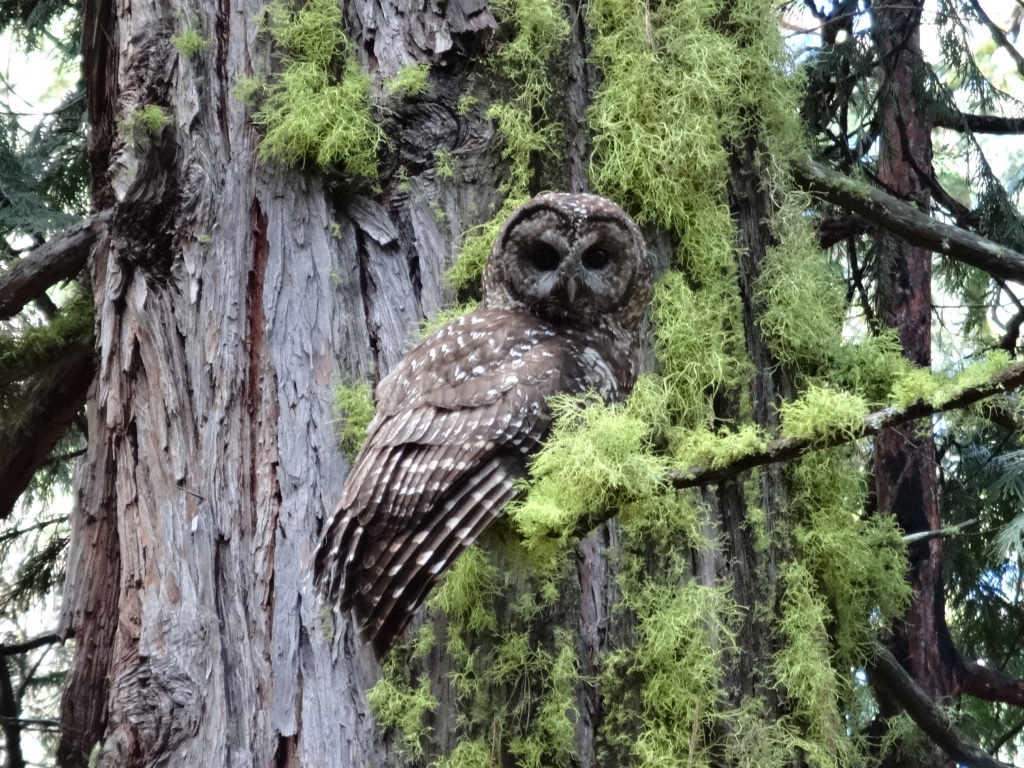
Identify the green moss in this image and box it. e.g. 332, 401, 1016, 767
789, 450, 910, 661
756, 212, 846, 367
253, 0, 384, 176
366, 657, 438, 760
333, 381, 375, 461
173, 29, 211, 57
672, 424, 767, 470
508, 394, 671, 556
434, 150, 454, 179
456, 94, 478, 116
604, 580, 740, 767
386, 63, 430, 96
780, 385, 868, 443
124, 105, 170, 137
889, 351, 1012, 410
432, 739, 492, 768
419, 301, 478, 338
233, 75, 266, 105
427, 546, 499, 637
829, 330, 913, 406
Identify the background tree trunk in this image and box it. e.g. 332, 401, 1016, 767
55, 0, 508, 764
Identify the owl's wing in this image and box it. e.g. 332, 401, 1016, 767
314, 310, 601, 657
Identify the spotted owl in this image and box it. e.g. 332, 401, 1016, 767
314, 192, 653, 657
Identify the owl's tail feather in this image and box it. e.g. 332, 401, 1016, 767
356, 459, 519, 657
313, 503, 363, 612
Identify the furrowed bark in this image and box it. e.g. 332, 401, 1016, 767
59, 0, 504, 764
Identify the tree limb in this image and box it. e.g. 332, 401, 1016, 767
0, 210, 111, 321
668, 361, 1024, 490
0, 345, 94, 520
968, 0, 1024, 79
792, 158, 1024, 283
934, 111, 1024, 135
0, 633, 62, 657
868, 644, 1013, 768
901, 518, 978, 545
962, 659, 1024, 708
569, 362, 1024, 538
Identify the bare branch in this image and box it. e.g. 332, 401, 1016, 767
0, 346, 94, 520
868, 644, 1013, 768
934, 111, 1024, 135
0, 633, 62, 657
0, 210, 111, 321
792, 158, 1024, 283
901, 518, 979, 545
962, 659, 1024, 708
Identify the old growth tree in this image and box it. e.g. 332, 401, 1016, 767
1, 0, 1024, 765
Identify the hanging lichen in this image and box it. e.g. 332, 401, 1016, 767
252, 0, 384, 176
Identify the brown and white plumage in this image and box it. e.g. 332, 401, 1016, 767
314, 193, 652, 657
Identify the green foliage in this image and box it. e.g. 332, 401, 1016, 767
366, 656, 438, 760
253, 0, 383, 176
172, 29, 210, 58
233, 75, 267, 105
434, 150, 454, 179
333, 381, 375, 461
385, 63, 430, 96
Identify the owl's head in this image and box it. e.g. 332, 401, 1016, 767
482, 193, 652, 331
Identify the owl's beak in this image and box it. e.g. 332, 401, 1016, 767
563, 274, 579, 304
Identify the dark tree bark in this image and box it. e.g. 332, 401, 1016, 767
871, 1, 958, 764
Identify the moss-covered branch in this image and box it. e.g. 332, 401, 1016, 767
674, 360, 1024, 486
868, 644, 1014, 768
571, 360, 1024, 538
0, 210, 111, 321
792, 158, 1024, 282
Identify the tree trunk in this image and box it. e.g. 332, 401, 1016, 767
56, 0, 506, 764
871, 1, 958, 764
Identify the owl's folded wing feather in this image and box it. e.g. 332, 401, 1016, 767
314, 310, 600, 656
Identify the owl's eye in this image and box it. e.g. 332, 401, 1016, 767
529, 244, 561, 272
581, 247, 610, 270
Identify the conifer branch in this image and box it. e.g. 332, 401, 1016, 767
868, 644, 1013, 768
0, 210, 111, 321
0, 633, 62, 657
968, 0, 1024, 79
792, 158, 1024, 283
666, 361, 1024, 490
571, 362, 1024, 538
934, 111, 1024, 135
